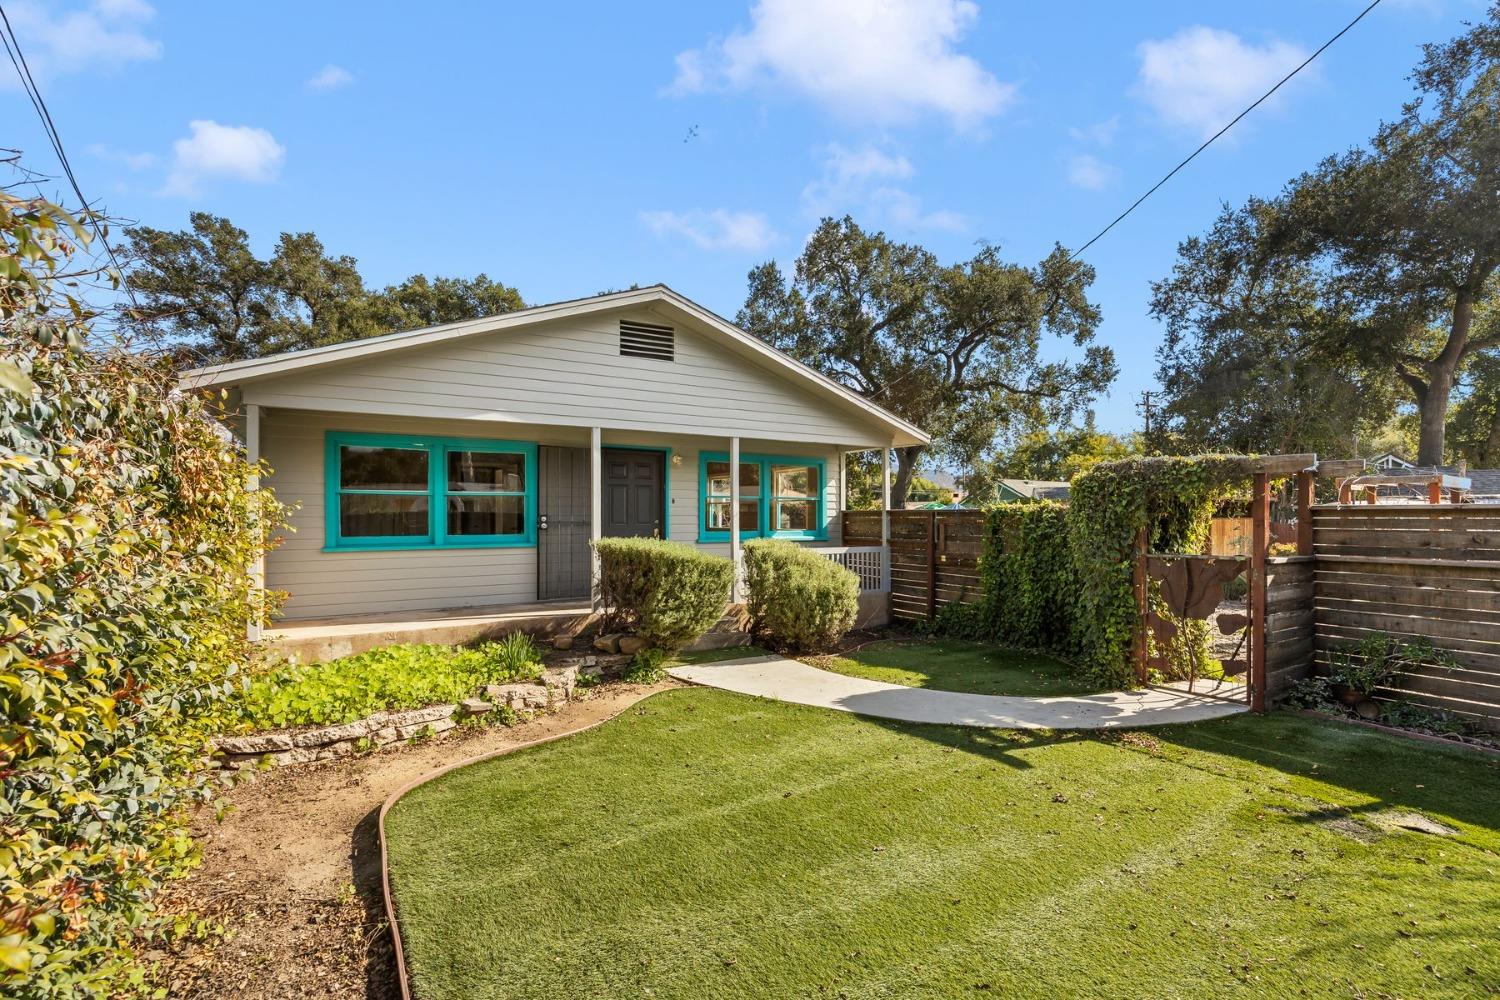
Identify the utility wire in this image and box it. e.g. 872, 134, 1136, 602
1070, 0, 1384, 260
0, 2, 140, 313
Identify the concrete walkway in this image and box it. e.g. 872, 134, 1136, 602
668, 655, 1248, 730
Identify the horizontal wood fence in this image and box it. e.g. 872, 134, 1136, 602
1263, 557, 1315, 701
842, 510, 985, 622
1311, 504, 1500, 730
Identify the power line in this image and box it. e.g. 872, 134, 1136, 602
1070, 0, 1384, 260
0, 2, 139, 313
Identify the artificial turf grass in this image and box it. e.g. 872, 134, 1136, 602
384, 689, 1500, 1000
808, 638, 1104, 697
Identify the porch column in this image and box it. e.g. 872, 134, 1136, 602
880, 444, 892, 546
590, 426, 602, 610
245, 403, 264, 643
730, 435, 742, 603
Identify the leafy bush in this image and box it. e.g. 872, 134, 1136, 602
1, 192, 284, 995
595, 537, 733, 651
235, 640, 542, 729
623, 647, 669, 684
743, 539, 859, 652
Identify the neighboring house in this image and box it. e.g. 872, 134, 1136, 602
997, 478, 1071, 502
1370, 451, 1416, 471
1373, 464, 1500, 504
182, 286, 927, 624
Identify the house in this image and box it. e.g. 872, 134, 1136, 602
997, 478, 1071, 502
182, 286, 927, 642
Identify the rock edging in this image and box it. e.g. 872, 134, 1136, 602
216, 664, 587, 768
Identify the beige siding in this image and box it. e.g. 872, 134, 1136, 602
262, 409, 844, 620
242, 307, 885, 446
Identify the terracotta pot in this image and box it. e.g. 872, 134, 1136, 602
1332, 684, 1365, 707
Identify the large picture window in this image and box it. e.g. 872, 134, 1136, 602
699, 452, 825, 541
325, 432, 536, 550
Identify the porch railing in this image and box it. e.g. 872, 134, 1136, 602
814, 545, 890, 592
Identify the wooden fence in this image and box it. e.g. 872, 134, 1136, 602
1311, 504, 1500, 730
1209, 518, 1297, 556
1263, 557, 1315, 701
842, 509, 985, 622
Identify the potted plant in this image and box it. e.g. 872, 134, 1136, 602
1326, 634, 1451, 708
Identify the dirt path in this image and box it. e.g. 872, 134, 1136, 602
154, 682, 671, 999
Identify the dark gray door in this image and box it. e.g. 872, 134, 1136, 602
603, 449, 664, 538
538, 446, 591, 601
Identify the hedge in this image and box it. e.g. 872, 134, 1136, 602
743, 539, 859, 652
2, 194, 283, 995
595, 537, 733, 651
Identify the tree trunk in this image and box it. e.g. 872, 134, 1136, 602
1416, 369, 1453, 466
1415, 287, 1476, 466
890, 445, 925, 510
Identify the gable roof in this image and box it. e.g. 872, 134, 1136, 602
180, 284, 929, 447
998, 478, 1071, 501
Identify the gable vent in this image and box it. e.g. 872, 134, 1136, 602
619, 319, 675, 361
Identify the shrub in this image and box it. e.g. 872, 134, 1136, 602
235, 640, 542, 730
1327, 633, 1455, 697
595, 538, 733, 651
1, 192, 284, 995
623, 647, 669, 684
743, 540, 859, 652
982, 501, 1078, 655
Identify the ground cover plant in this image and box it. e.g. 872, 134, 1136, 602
807, 639, 1104, 698
385, 690, 1500, 1000
235, 638, 541, 730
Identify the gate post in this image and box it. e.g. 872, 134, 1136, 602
926, 511, 937, 620
1249, 472, 1269, 713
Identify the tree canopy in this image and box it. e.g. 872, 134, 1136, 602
738, 217, 1116, 506
121, 212, 523, 363
1152, 9, 1500, 464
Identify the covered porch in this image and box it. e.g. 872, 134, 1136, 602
244, 403, 899, 651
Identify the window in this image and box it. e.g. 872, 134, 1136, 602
699, 452, 825, 540
326, 433, 536, 550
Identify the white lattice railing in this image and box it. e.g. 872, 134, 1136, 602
814, 545, 890, 592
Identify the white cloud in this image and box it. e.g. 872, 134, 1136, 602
2, 0, 160, 82
306, 64, 354, 91
1135, 27, 1310, 138
801, 143, 966, 232
668, 0, 1014, 131
162, 121, 286, 198
1068, 115, 1120, 147
87, 143, 157, 171
639, 209, 777, 252
1066, 154, 1116, 191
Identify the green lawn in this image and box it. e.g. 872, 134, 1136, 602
809, 638, 1102, 697
385, 689, 1500, 999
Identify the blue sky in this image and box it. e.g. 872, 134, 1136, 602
1, 0, 1483, 432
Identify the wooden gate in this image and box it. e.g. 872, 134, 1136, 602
843, 510, 985, 622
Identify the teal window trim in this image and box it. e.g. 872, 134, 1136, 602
698, 451, 826, 542
602, 445, 672, 539
324, 431, 538, 551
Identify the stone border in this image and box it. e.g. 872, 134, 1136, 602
376, 689, 672, 1000
215, 663, 599, 767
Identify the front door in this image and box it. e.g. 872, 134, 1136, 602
537, 446, 591, 600
603, 449, 665, 538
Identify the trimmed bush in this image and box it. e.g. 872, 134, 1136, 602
595, 538, 733, 651
743, 540, 859, 652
